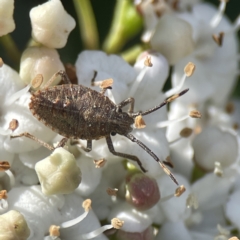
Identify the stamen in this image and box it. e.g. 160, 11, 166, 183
169, 127, 193, 145
165, 62, 195, 97
0, 161, 15, 187
49, 225, 60, 238
5, 84, 31, 106
93, 159, 106, 168
134, 115, 146, 129
31, 74, 43, 90
106, 187, 118, 196
81, 218, 124, 239
174, 185, 186, 197
212, 32, 224, 46
189, 110, 201, 118
0, 161, 10, 171
180, 127, 193, 138
210, 0, 228, 28
60, 199, 91, 228
128, 66, 148, 97
144, 56, 153, 67
8, 119, 19, 131
5, 170, 15, 188
0, 190, 8, 212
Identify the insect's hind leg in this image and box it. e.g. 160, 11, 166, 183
11, 132, 69, 151
106, 135, 147, 172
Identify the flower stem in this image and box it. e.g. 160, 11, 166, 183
120, 44, 144, 64
73, 0, 99, 49
103, 0, 143, 54
0, 34, 21, 70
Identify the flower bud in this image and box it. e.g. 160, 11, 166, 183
20, 46, 64, 86
30, 0, 76, 48
151, 14, 194, 65
0, 210, 30, 240
125, 172, 160, 210
35, 147, 81, 195
0, 0, 15, 36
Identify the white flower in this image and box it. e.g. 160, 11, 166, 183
0, 0, 15, 36
20, 47, 65, 86
151, 14, 194, 65
172, 2, 239, 106
192, 126, 239, 171
30, 0, 76, 48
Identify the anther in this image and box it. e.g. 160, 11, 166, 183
184, 62, 195, 77
93, 159, 106, 168
144, 56, 153, 67
174, 185, 186, 197
134, 115, 146, 129
189, 110, 201, 118
212, 32, 224, 46
8, 119, 19, 131
31, 74, 43, 89
81, 217, 124, 239
49, 225, 60, 237
0, 161, 10, 171
106, 188, 118, 196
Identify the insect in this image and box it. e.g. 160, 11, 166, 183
11, 70, 188, 185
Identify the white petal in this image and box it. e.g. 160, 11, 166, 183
0, 0, 15, 36
155, 221, 192, 240
30, 0, 76, 48
108, 202, 152, 233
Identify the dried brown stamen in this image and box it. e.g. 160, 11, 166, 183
0, 161, 10, 171
8, 119, 19, 131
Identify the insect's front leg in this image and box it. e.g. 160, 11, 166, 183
105, 135, 147, 172
116, 97, 135, 114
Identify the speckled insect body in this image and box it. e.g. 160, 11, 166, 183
12, 70, 188, 185
30, 84, 134, 140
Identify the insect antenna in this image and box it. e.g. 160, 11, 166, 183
126, 133, 179, 186
131, 88, 189, 118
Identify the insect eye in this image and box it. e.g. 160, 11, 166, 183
111, 132, 116, 136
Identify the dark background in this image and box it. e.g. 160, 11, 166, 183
1, 0, 239, 93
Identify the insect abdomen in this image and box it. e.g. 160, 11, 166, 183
29, 84, 117, 139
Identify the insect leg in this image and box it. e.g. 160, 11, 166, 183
55, 138, 69, 148
91, 71, 113, 95
131, 89, 189, 118
11, 132, 54, 150
42, 70, 71, 89
70, 139, 92, 152
125, 133, 179, 185
105, 135, 147, 172
116, 97, 135, 113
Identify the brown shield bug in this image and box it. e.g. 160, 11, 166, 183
11, 70, 188, 185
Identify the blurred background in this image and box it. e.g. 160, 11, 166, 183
0, 0, 239, 94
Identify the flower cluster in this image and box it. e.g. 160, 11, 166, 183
0, 0, 239, 239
